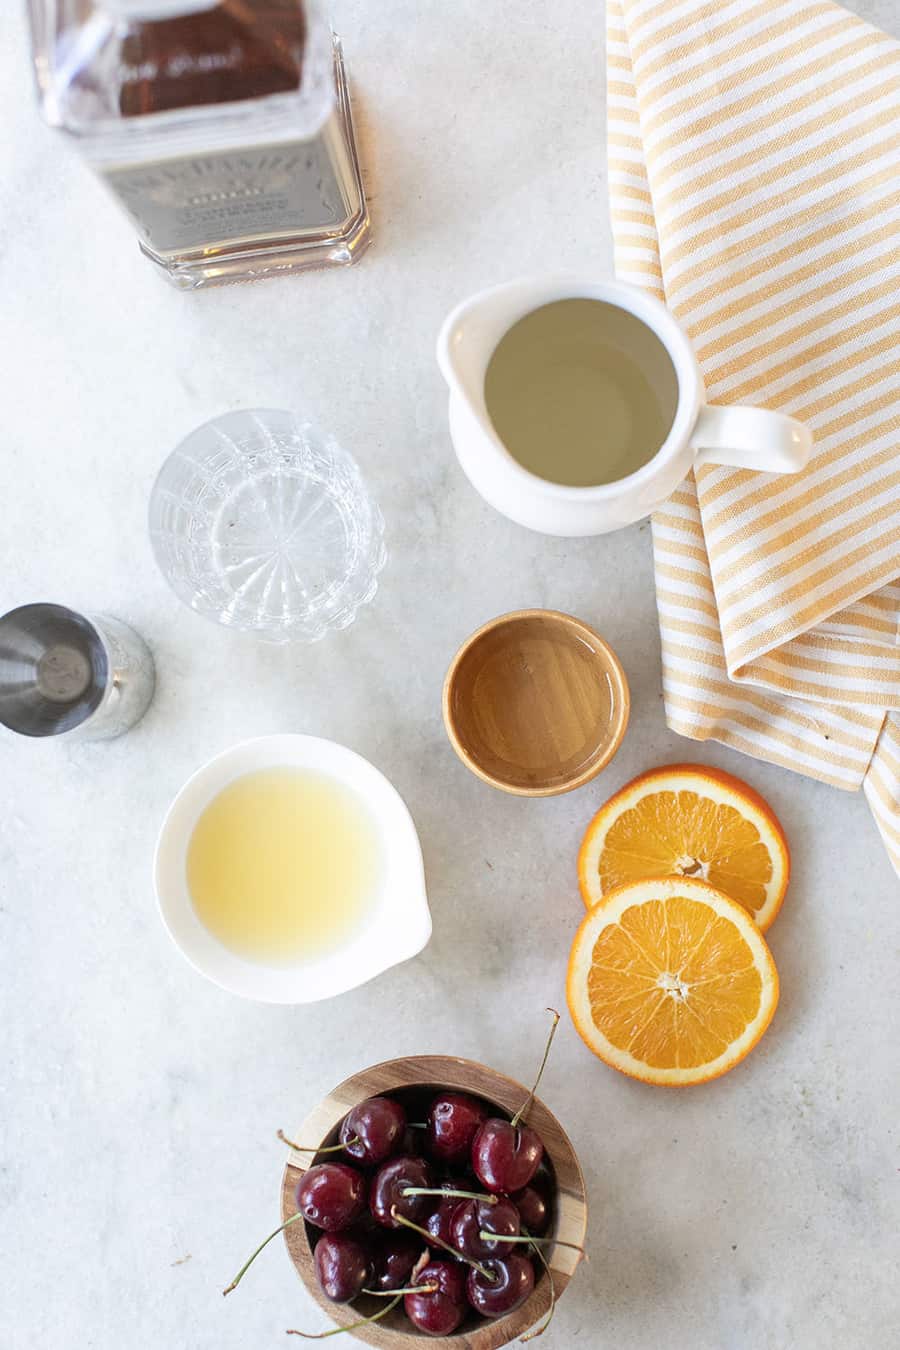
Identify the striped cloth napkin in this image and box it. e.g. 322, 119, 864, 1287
606, 0, 900, 878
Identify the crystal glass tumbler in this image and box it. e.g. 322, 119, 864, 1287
148, 410, 386, 643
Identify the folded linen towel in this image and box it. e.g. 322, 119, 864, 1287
606, 0, 900, 876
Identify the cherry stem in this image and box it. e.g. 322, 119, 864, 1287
401, 1187, 497, 1205
361, 1284, 439, 1297
406, 1122, 427, 1129
479, 1232, 587, 1258
519, 1239, 556, 1342
277, 1129, 360, 1155
223, 1210, 305, 1295
286, 1294, 403, 1339
390, 1208, 498, 1283
511, 1008, 560, 1129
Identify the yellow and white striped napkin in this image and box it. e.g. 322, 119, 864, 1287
606, 0, 900, 877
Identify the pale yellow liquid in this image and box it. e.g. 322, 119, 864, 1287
186, 768, 382, 965
484, 298, 680, 487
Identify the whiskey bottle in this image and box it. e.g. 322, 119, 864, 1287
28, 1, 369, 288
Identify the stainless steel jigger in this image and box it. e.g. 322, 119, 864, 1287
0, 604, 155, 740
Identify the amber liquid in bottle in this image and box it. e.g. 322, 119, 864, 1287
116, 2, 308, 115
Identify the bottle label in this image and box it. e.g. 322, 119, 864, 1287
101, 128, 348, 254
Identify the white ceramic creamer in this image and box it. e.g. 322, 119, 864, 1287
437, 275, 811, 537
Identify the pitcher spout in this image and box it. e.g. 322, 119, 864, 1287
437, 276, 568, 413
436, 294, 492, 409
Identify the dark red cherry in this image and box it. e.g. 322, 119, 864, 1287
450, 1196, 520, 1260
369, 1231, 424, 1292
466, 1254, 535, 1317
470, 1009, 559, 1196
425, 1199, 458, 1248
370, 1155, 434, 1228
513, 1182, 551, 1236
340, 1096, 407, 1166
421, 1176, 469, 1247
471, 1119, 543, 1194
313, 1233, 370, 1303
295, 1163, 367, 1232
404, 1260, 467, 1336
426, 1092, 489, 1165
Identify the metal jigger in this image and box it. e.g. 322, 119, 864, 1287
0, 604, 155, 741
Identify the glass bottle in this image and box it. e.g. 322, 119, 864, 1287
27, 1, 369, 288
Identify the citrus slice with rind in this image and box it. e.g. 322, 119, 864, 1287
567, 876, 779, 1086
578, 764, 789, 932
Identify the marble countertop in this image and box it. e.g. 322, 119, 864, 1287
1, 3, 898, 1347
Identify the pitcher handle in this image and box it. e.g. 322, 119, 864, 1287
693, 404, 811, 474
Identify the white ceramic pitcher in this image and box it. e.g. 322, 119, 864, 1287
437, 275, 812, 537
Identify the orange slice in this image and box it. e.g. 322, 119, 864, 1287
567, 876, 779, 1086
578, 764, 789, 932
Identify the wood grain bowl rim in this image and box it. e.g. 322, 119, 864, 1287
280, 1055, 588, 1348
441, 608, 630, 797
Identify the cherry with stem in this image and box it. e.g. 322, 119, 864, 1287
467, 1254, 535, 1317
390, 1207, 498, 1284
472, 1010, 560, 1195
295, 1164, 367, 1232
224, 1162, 375, 1296
454, 1195, 521, 1260
405, 1261, 467, 1336
370, 1156, 433, 1227
340, 1097, 407, 1165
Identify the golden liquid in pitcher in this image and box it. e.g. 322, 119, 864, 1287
187, 768, 382, 965
484, 298, 679, 487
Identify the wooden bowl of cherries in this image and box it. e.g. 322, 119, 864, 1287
224, 1015, 586, 1345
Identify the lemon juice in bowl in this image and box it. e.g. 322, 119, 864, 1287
154, 734, 431, 1003
186, 767, 383, 965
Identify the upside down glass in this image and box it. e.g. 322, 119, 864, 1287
148, 409, 386, 643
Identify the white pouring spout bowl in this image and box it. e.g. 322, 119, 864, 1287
154, 734, 431, 1004
437, 274, 811, 537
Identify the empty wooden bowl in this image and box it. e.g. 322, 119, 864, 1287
443, 609, 629, 796
280, 1055, 587, 1347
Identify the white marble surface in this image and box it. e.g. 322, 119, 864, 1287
1, 3, 898, 1348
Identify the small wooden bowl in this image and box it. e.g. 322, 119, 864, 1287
281, 1055, 587, 1347
443, 609, 629, 796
